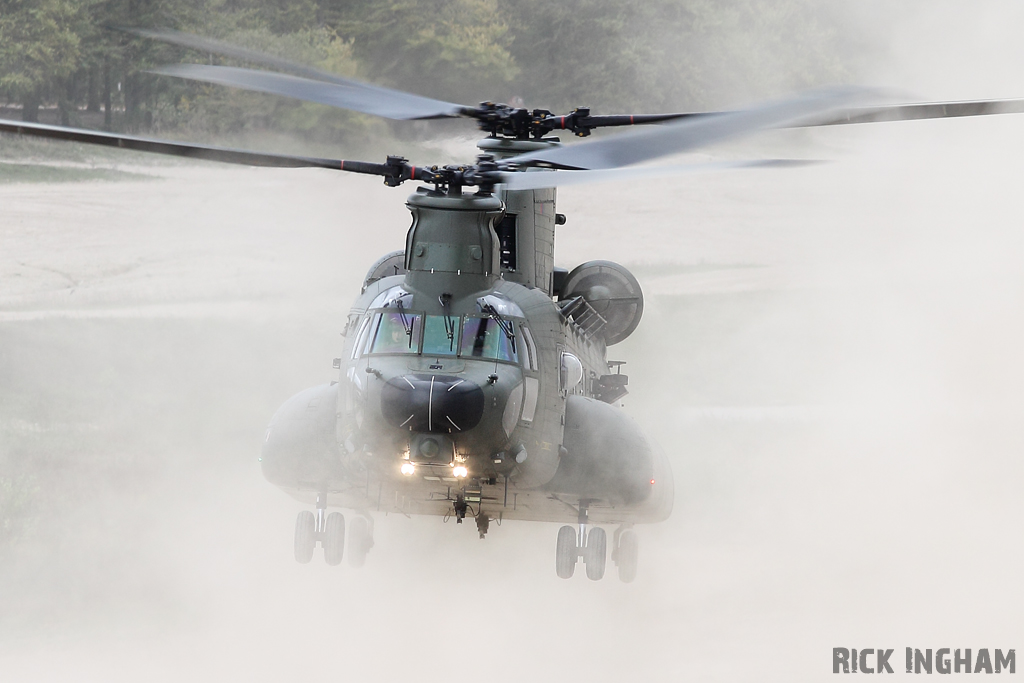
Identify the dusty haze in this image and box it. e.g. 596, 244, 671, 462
3, 3, 1024, 681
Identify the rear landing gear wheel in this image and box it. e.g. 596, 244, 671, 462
584, 527, 607, 581
556, 525, 577, 579
616, 529, 639, 583
347, 515, 373, 568
294, 510, 316, 564
323, 512, 346, 566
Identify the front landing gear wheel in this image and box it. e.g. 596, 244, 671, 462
616, 529, 639, 583
294, 510, 316, 564
323, 512, 346, 566
584, 527, 607, 581
347, 515, 373, 568
556, 525, 577, 579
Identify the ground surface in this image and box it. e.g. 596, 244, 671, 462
2, 117, 1024, 681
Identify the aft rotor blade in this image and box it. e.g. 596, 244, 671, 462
503, 88, 866, 171
571, 98, 1024, 134
133, 27, 470, 121
496, 159, 818, 190
128, 27, 361, 87
812, 98, 1024, 126
149, 63, 464, 120
0, 119, 398, 177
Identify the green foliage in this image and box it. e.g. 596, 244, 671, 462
502, 0, 848, 113
331, 0, 519, 105
677, 0, 849, 105
0, 0, 89, 103
149, 26, 385, 148
0, 0, 854, 149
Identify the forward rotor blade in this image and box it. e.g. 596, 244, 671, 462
148, 63, 464, 121
0, 119, 396, 177
503, 88, 866, 171
497, 159, 817, 190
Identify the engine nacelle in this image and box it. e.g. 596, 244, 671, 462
558, 260, 643, 345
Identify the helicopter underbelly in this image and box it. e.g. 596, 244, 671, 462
270, 480, 670, 526
262, 383, 672, 525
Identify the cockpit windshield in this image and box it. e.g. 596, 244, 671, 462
460, 317, 518, 362
369, 311, 421, 354
363, 309, 519, 364
422, 315, 459, 356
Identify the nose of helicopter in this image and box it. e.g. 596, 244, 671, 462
380, 374, 485, 433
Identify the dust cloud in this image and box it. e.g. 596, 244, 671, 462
4, 4, 1024, 681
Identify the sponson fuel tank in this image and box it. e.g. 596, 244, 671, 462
545, 395, 673, 521
261, 384, 342, 490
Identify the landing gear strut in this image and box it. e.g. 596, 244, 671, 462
554, 503, 607, 580
292, 495, 373, 567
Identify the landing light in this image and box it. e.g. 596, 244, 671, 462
401, 462, 416, 476
452, 465, 468, 478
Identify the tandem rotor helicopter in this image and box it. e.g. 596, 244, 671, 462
4, 28, 1024, 582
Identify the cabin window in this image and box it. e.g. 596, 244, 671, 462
560, 352, 584, 391
369, 311, 421, 354
422, 315, 459, 356
460, 316, 518, 362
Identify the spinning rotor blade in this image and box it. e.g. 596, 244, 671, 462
552, 97, 1024, 136
0, 119, 404, 178
126, 29, 1024, 137
567, 98, 1024, 136
813, 97, 1024, 126
496, 159, 817, 191
503, 88, 866, 171
131, 28, 710, 133
149, 64, 464, 120
134, 27, 468, 120
129, 27, 361, 87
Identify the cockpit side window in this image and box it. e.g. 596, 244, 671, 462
351, 315, 372, 359
520, 325, 538, 371
460, 317, 518, 363
369, 311, 422, 354
422, 315, 460, 356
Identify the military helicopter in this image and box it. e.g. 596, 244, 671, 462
4, 29, 1024, 582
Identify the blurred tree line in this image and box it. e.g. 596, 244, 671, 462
0, 0, 851, 144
